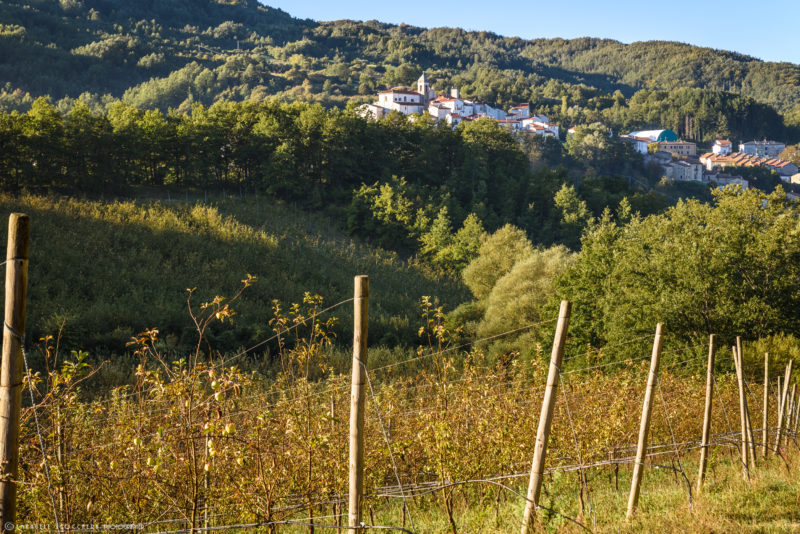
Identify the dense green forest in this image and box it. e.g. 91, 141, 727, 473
3, 0, 800, 358
2, 98, 694, 263
1, 0, 799, 144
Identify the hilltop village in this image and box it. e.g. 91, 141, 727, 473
361, 73, 559, 137
362, 74, 800, 191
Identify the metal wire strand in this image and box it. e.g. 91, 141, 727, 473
361, 360, 416, 532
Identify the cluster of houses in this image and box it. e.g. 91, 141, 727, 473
360, 73, 559, 137
361, 74, 799, 191
622, 130, 799, 191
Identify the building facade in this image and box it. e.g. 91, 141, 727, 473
739, 140, 786, 157
713, 140, 732, 155
657, 141, 697, 157
361, 73, 560, 136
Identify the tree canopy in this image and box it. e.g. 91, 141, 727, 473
557, 187, 800, 353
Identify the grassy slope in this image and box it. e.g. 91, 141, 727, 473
354, 451, 800, 533
0, 192, 468, 355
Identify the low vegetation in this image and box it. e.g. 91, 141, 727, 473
15, 292, 800, 532
0, 192, 467, 355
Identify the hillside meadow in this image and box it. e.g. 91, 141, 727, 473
0, 192, 468, 360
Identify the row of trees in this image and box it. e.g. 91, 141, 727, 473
3, 0, 799, 145
449, 188, 800, 360
0, 98, 672, 267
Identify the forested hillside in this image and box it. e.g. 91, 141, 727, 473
1, 0, 799, 143
3, 0, 800, 358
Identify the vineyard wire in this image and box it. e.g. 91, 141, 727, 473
68, 328, 701, 440
712, 371, 746, 471
362, 360, 416, 532
82, 311, 560, 424
87, 296, 356, 408
61, 346, 716, 463
561, 332, 656, 363
655, 376, 693, 508
372, 431, 764, 497
222, 296, 355, 367
562, 340, 708, 376
19, 306, 800, 533
11, 321, 61, 534
559, 372, 595, 529
84, 320, 612, 434
146, 518, 415, 534
370, 317, 559, 373
742, 374, 776, 455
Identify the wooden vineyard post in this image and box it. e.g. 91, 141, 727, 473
763, 353, 769, 459
787, 384, 796, 447
696, 334, 715, 494
733, 344, 749, 479
626, 323, 664, 520
520, 301, 571, 534
794, 390, 800, 435
775, 361, 793, 456
737, 338, 757, 466
0, 213, 30, 529
795, 393, 800, 435
348, 275, 369, 530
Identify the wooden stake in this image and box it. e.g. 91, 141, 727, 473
626, 323, 664, 520
0, 213, 30, 528
787, 384, 796, 447
775, 361, 793, 456
520, 301, 571, 534
348, 275, 369, 530
733, 345, 749, 479
776, 375, 783, 452
696, 334, 715, 494
794, 389, 800, 435
763, 353, 769, 459
737, 338, 757, 467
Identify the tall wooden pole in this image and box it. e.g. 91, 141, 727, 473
736, 338, 757, 465
696, 334, 715, 494
520, 301, 571, 534
794, 390, 800, 435
733, 345, 749, 479
763, 353, 769, 459
0, 213, 30, 529
775, 361, 793, 456
626, 323, 664, 520
795, 393, 800, 435
776, 375, 783, 452
348, 275, 369, 530
787, 384, 796, 446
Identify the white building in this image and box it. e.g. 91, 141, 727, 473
712, 140, 732, 155
521, 116, 559, 137
417, 73, 437, 102
622, 129, 679, 154
509, 104, 530, 119
360, 73, 434, 119
362, 73, 560, 134
739, 140, 786, 157
662, 159, 704, 182
496, 118, 522, 132
624, 136, 654, 155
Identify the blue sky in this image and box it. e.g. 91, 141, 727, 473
262, 0, 800, 65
